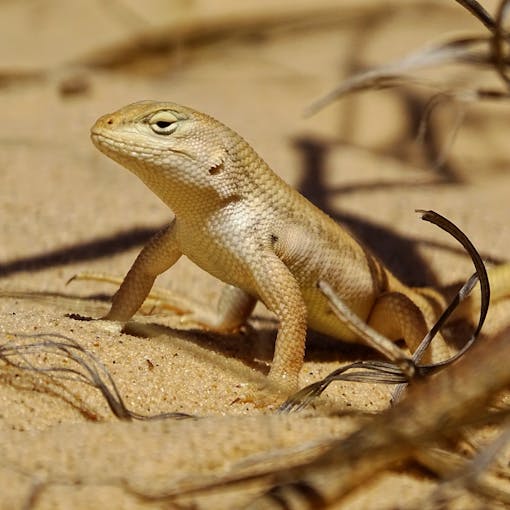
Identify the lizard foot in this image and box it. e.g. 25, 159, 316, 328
96, 319, 125, 334
235, 386, 285, 409
234, 375, 298, 408
68, 311, 125, 335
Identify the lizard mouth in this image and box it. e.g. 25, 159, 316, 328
89, 132, 131, 160
90, 131, 125, 148
90, 131, 113, 149
89, 132, 101, 144
90, 131, 196, 163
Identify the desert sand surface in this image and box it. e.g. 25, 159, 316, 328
1, 1, 510, 508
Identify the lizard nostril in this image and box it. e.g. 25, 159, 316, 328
106, 117, 114, 125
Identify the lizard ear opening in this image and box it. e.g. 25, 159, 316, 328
209, 161, 223, 175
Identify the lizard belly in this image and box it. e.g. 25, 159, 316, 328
305, 288, 372, 342
303, 271, 376, 342
186, 241, 256, 292
176, 218, 259, 295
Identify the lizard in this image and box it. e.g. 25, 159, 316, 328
89, 100, 510, 392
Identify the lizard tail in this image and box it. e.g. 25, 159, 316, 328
486, 262, 510, 303
447, 262, 510, 320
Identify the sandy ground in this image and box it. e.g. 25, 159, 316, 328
1, 1, 510, 508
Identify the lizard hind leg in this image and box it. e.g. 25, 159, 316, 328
72, 271, 256, 332
367, 291, 450, 363
179, 284, 257, 333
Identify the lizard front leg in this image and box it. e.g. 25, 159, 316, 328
105, 221, 181, 322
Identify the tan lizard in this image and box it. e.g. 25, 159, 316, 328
89, 100, 510, 391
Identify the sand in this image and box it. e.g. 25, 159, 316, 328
1, 1, 510, 508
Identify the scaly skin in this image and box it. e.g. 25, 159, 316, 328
89, 101, 510, 390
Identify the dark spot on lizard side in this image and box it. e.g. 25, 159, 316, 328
270, 234, 279, 244
217, 193, 242, 208
208, 161, 223, 175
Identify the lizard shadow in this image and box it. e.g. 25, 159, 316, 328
124, 320, 274, 375
0, 226, 158, 279
293, 85, 510, 286
292, 134, 463, 288
0, 291, 385, 374
124, 315, 383, 377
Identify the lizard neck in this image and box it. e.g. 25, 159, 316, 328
142, 170, 227, 219
129, 156, 246, 223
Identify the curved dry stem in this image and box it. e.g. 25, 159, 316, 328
0, 332, 192, 421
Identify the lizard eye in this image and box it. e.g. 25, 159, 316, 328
148, 111, 179, 135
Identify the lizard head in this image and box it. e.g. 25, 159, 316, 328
90, 101, 230, 199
